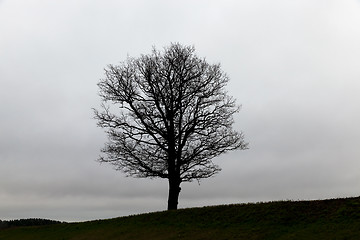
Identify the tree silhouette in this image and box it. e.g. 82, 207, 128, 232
94, 43, 248, 210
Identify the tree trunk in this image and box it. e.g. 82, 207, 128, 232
167, 178, 181, 210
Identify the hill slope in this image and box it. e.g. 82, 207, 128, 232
1, 196, 360, 240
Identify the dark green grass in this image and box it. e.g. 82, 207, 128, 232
1, 196, 360, 240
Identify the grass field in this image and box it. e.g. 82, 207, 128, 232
0, 196, 360, 240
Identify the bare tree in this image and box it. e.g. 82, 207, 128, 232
94, 43, 248, 210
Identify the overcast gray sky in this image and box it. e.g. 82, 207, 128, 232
1, 0, 360, 222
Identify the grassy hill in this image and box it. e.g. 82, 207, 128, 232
0, 196, 360, 240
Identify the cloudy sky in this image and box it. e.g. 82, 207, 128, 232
1, 0, 360, 222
